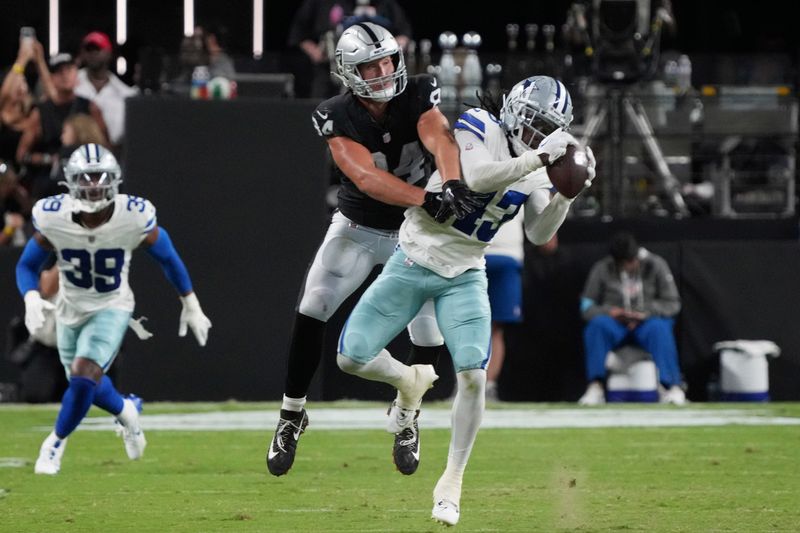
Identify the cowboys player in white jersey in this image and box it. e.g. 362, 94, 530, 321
266, 22, 481, 477
15, 144, 211, 475
336, 76, 596, 525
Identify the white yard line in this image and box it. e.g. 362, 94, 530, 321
74, 407, 800, 432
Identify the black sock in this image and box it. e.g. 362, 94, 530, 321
284, 312, 326, 398
405, 344, 444, 369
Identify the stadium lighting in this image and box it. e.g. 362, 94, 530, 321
117, 56, 127, 76
253, 0, 263, 59
116, 0, 127, 45
184, 0, 194, 37
49, 0, 59, 55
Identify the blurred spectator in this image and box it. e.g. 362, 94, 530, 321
16, 53, 107, 201
75, 31, 138, 149
52, 114, 109, 185
483, 214, 525, 402
577, 231, 686, 405
287, 0, 412, 98
203, 25, 236, 80
0, 160, 31, 246
0, 36, 53, 168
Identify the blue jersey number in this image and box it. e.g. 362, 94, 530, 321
452, 190, 528, 243
61, 248, 125, 293
41, 195, 66, 212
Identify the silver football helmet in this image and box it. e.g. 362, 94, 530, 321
333, 22, 407, 102
500, 76, 573, 156
62, 143, 122, 213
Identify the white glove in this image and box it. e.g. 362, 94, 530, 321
128, 316, 154, 340
179, 293, 211, 347
535, 128, 581, 165
23, 290, 55, 336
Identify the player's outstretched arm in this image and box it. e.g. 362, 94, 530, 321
142, 226, 211, 346
417, 107, 461, 184
523, 189, 574, 246
327, 136, 426, 207
15, 233, 55, 335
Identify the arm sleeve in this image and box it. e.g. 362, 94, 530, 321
456, 130, 545, 193
16, 237, 51, 296
145, 227, 193, 295
523, 191, 573, 245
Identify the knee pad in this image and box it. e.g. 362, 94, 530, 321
452, 345, 487, 373
407, 315, 444, 347
298, 287, 337, 321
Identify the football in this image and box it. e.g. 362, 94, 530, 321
546, 145, 591, 199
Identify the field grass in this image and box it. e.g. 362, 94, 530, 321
1, 402, 800, 532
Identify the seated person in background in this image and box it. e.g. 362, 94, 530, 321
578, 231, 686, 405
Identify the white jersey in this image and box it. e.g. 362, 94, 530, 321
32, 194, 156, 326
485, 208, 524, 262
400, 108, 553, 278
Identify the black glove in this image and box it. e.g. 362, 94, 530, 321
422, 191, 451, 222
441, 180, 487, 220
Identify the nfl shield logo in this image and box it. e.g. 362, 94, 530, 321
88, 236, 96, 243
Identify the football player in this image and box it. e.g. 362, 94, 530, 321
15, 144, 211, 475
266, 22, 482, 477
336, 76, 596, 525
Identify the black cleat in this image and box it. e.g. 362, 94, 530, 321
267, 409, 309, 476
392, 411, 420, 475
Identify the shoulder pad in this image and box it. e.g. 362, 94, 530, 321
120, 194, 157, 233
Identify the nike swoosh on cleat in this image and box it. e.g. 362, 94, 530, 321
267, 440, 280, 460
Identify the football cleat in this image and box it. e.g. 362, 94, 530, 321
267, 409, 309, 476
34, 431, 67, 475
578, 381, 606, 406
432, 499, 460, 526
115, 394, 146, 460
392, 411, 420, 475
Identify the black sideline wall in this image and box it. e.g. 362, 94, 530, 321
1, 98, 798, 401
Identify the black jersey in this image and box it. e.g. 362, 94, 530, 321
312, 74, 441, 230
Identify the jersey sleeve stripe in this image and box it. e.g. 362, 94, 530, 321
455, 121, 485, 141
144, 217, 156, 231
458, 112, 486, 132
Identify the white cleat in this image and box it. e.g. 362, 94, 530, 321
432, 499, 460, 526
386, 401, 417, 434
115, 396, 147, 460
34, 431, 67, 475
578, 381, 606, 406
397, 364, 438, 409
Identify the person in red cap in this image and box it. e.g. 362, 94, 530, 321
75, 31, 138, 149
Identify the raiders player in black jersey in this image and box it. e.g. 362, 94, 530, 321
267, 22, 482, 477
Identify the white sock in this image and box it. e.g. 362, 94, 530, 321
337, 350, 414, 390
281, 395, 306, 413
117, 398, 140, 428
435, 369, 486, 505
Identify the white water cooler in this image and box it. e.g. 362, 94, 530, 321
713, 340, 780, 401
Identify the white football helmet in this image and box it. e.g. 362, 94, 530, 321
333, 22, 407, 102
500, 76, 573, 156
62, 143, 122, 213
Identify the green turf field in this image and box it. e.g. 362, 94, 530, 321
1, 402, 799, 532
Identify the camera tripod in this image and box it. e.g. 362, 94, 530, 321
578, 84, 690, 217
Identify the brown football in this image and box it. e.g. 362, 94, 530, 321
546, 145, 590, 199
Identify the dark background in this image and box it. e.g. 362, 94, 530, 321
2, 1, 798, 66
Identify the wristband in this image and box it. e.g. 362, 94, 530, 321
2, 225, 15, 236
12, 63, 25, 75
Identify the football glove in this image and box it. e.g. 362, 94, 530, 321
440, 180, 486, 220
535, 128, 580, 166
422, 190, 451, 222
23, 290, 55, 336
179, 293, 212, 347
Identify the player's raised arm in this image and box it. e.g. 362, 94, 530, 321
142, 226, 211, 347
